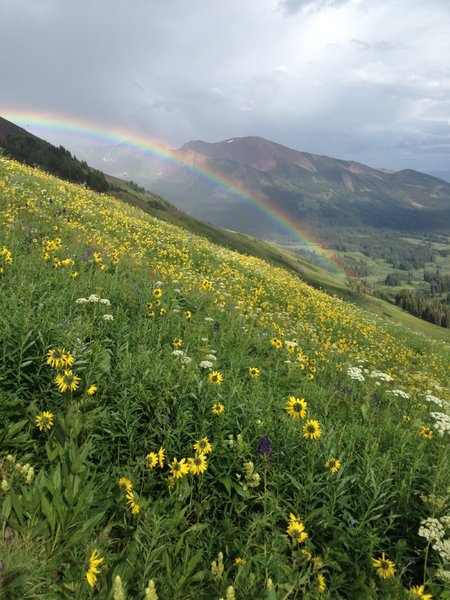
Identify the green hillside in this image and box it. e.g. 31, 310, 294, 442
1, 156, 450, 599
108, 177, 450, 342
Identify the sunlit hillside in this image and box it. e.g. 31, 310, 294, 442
1, 154, 449, 599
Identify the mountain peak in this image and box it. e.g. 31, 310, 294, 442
179, 136, 318, 173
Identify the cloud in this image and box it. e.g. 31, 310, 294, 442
1, 0, 450, 171
350, 39, 405, 53
279, 0, 354, 15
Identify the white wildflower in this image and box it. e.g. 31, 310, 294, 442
369, 370, 394, 382
99, 298, 111, 306
102, 314, 114, 321
440, 516, 450, 528
347, 366, 365, 382
430, 412, 450, 436
181, 356, 192, 365
418, 518, 445, 543
88, 294, 100, 302
199, 360, 214, 369
387, 389, 410, 399
75, 297, 88, 304
437, 569, 450, 583
434, 538, 450, 562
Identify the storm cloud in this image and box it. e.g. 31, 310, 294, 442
1, 0, 449, 171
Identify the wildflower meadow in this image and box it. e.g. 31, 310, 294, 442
0, 154, 449, 599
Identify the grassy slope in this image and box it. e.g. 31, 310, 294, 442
1, 157, 450, 599
108, 176, 450, 344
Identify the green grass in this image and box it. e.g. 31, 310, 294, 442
1, 156, 450, 599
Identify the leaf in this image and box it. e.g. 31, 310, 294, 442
360, 403, 369, 421
218, 475, 232, 495
51, 463, 62, 492
2, 420, 28, 441
2, 494, 12, 522
266, 587, 278, 600
41, 494, 56, 535
67, 511, 106, 546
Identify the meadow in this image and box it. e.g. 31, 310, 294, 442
1, 154, 449, 599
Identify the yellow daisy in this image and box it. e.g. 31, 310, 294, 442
193, 437, 212, 455
169, 457, 190, 479
285, 396, 307, 419
372, 552, 396, 579
302, 419, 321, 440
35, 411, 54, 431
86, 548, 104, 588
208, 370, 223, 385
188, 454, 208, 475
54, 370, 80, 393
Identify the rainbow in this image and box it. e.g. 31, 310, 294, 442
1, 108, 346, 274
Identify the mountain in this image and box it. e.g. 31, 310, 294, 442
79, 136, 450, 237
0, 116, 39, 141
427, 170, 450, 183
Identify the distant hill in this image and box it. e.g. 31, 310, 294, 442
0, 116, 110, 192
78, 135, 450, 237
0, 116, 38, 141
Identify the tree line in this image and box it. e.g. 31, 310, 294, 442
0, 134, 109, 193
394, 289, 450, 328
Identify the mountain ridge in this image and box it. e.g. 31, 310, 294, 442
73, 133, 450, 235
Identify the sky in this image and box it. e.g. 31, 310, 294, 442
1, 0, 450, 172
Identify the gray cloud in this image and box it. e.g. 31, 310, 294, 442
350, 39, 406, 53
279, 0, 352, 15
1, 0, 450, 172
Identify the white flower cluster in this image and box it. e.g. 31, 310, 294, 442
199, 360, 214, 369
75, 294, 111, 306
419, 516, 450, 562
437, 569, 450, 583
75, 295, 113, 320
386, 389, 410, 399
425, 394, 446, 408
368, 370, 394, 382
430, 412, 450, 436
347, 366, 365, 382
171, 350, 192, 365
419, 518, 445, 543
